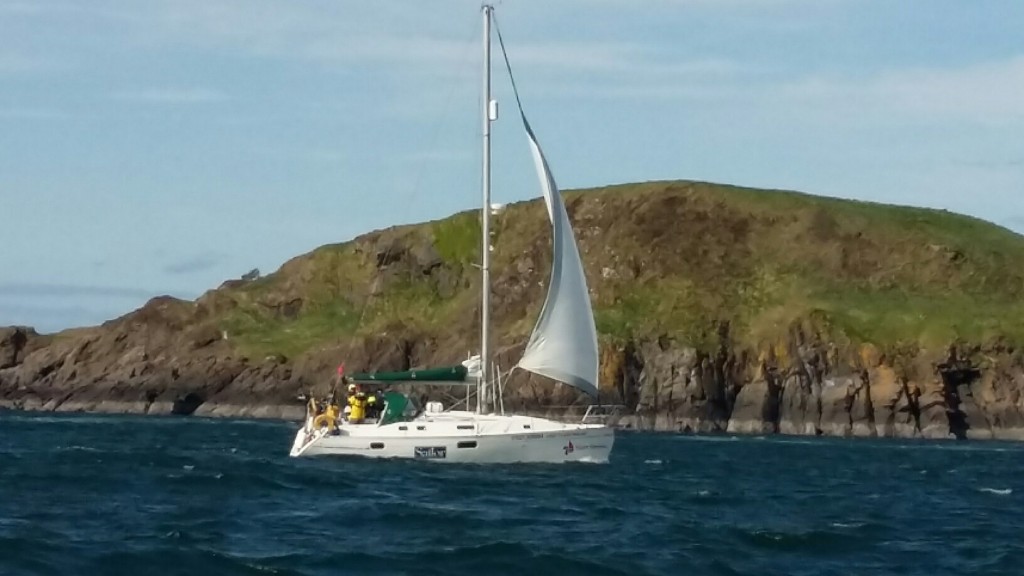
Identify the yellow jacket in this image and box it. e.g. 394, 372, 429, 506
348, 394, 366, 421
325, 403, 340, 420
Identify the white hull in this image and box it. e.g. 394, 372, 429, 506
289, 411, 614, 464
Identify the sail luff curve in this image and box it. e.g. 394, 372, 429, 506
515, 119, 600, 397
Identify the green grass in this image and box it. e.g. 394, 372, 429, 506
222, 299, 361, 360
203, 179, 1024, 361
814, 288, 1024, 348
361, 278, 468, 332
431, 212, 480, 264
595, 278, 734, 348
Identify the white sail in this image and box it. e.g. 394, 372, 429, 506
516, 121, 600, 397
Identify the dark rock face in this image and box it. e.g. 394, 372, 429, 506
172, 392, 204, 415
609, 336, 1024, 441
2, 311, 1024, 441
0, 297, 294, 419
0, 327, 43, 370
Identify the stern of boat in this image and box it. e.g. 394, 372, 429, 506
580, 404, 625, 427
562, 423, 615, 463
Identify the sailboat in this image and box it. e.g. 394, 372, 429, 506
288, 5, 616, 463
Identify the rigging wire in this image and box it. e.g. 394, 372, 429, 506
491, 11, 529, 123
334, 16, 484, 375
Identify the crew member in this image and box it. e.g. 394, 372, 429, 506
347, 383, 367, 423
311, 394, 342, 433
366, 390, 381, 420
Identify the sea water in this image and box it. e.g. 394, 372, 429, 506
1, 411, 1021, 575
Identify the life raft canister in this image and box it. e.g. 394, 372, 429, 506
312, 413, 336, 429
312, 404, 340, 429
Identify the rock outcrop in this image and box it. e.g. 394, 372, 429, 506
3, 313, 1023, 441
2, 179, 1023, 440
608, 330, 1024, 440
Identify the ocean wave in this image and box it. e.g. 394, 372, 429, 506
4, 412, 1024, 575
978, 487, 1013, 495
55, 445, 103, 453
0, 535, 67, 574
734, 527, 863, 553
830, 521, 867, 529
674, 435, 741, 443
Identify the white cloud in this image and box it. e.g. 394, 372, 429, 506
110, 88, 228, 104
303, 148, 348, 164
88, 0, 727, 79
162, 252, 226, 275
0, 53, 54, 74
406, 148, 473, 163
774, 56, 1024, 126
0, 107, 67, 120
0, 2, 65, 16
1004, 216, 1024, 234
0, 283, 156, 299
583, 0, 844, 4
544, 53, 1024, 133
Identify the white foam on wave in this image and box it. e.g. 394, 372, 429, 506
676, 435, 740, 443
644, 459, 663, 465
59, 445, 101, 452
760, 438, 826, 447
830, 522, 865, 529
183, 465, 194, 471
978, 487, 1012, 495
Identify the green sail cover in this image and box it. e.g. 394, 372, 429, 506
349, 365, 469, 383
379, 392, 411, 426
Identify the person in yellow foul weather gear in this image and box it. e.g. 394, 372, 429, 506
326, 400, 341, 433
347, 383, 367, 423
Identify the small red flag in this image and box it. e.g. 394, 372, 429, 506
336, 363, 345, 376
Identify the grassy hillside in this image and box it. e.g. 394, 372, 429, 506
200, 180, 1024, 360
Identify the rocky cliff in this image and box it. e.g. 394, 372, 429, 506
3, 180, 1024, 439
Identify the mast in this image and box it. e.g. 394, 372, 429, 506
478, 4, 493, 414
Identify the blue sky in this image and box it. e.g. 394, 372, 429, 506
2, 0, 1022, 333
